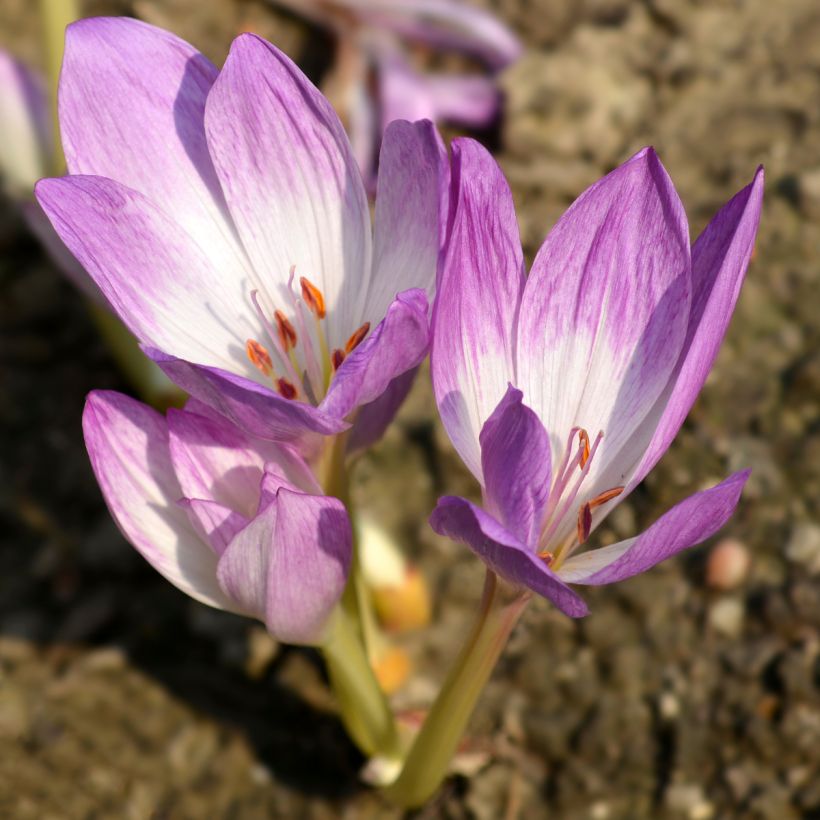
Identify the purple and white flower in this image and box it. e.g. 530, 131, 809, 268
0, 47, 100, 300
273, 0, 521, 185
430, 139, 763, 617
84, 390, 351, 644
36, 18, 448, 453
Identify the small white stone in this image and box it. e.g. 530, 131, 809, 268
708, 597, 745, 638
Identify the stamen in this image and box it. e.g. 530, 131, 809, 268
576, 503, 593, 544
331, 349, 346, 371
578, 429, 591, 469
540, 430, 604, 547
274, 310, 298, 351
246, 339, 273, 377
300, 277, 326, 319
277, 378, 298, 400
345, 322, 370, 353
588, 486, 624, 510
539, 550, 554, 564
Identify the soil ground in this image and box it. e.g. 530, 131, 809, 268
2, 0, 820, 817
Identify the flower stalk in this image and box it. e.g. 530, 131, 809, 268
39, 0, 79, 174
384, 572, 529, 807
320, 432, 401, 759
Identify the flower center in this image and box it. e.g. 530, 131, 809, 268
538, 428, 624, 568
244, 268, 370, 403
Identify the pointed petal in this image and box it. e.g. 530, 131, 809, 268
148, 348, 348, 442
20, 201, 103, 304
346, 367, 418, 454
626, 170, 765, 489
204, 33, 371, 347
559, 471, 749, 585
179, 498, 248, 557
480, 386, 551, 545
35, 175, 260, 376
517, 148, 692, 487
367, 119, 448, 320
59, 18, 249, 284
82, 390, 239, 612
431, 138, 524, 481
217, 490, 352, 644
430, 496, 588, 617
0, 49, 50, 193
320, 289, 429, 421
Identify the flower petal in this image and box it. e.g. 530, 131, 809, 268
204, 33, 371, 348
480, 386, 551, 545
59, 18, 249, 285
82, 390, 239, 612
559, 471, 750, 585
516, 148, 692, 489
20, 201, 103, 304
424, 74, 500, 127
431, 138, 524, 481
0, 48, 50, 193
320, 289, 429, 421
148, 348, 348, 442
430, 496, 588, 617
35, 175, 259, 376
367, 119, 448, 321
167, 408, 269, 517
217, 489, 352, 644
178, 498, 248, 557
351, 0, 522, 69
625, 169, 764, 489
346, 367, 418, 454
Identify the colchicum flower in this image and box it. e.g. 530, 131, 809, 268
35, 17, 447, 455
0, 47, 94, 299
273, 0, 521, 185
83, 390, 351, 644
430, 140, 763, 616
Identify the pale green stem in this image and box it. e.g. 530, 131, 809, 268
319, 433, 400, 759
321, 610, 401, 760
384, 572, 530, 808
39, 0, 79, 174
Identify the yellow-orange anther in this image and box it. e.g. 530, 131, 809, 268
331, 348, 346, 371
274, 310, 298, 351
578, 429, 591, 468
276, 378, 298, 400
300, 276, 326, 319
345, 322, 370, 353
588, 486, 625, 510
246, 339, 273, 377
576, 486, 624, 545
577, 503, 593, 544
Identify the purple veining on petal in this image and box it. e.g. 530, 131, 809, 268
430, 496, 588, 617
479, 385, 551, 546
560, 471, 750, 585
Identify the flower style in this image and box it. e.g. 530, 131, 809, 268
36, 18, 447, 453
84, 390, 351, 644
430, 139, 763, 617
272, 0, 521, 185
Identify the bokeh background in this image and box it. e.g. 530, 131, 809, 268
2, 1, 819, 817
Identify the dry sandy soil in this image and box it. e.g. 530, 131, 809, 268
1, 0, 820, 817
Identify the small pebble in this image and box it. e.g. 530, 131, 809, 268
706, 539, 751, 590
708, 597, 745, 638
785, 523, 820, 575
